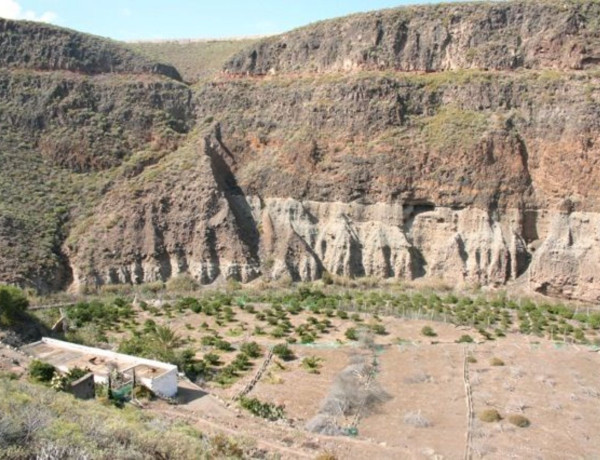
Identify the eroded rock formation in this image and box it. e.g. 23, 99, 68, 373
3, 1, 600, 301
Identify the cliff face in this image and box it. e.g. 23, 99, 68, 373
0, 20, 193, 291
69, 69, 600, 301
3, 1, 600, 301
0, 19, 181, 79
225, 0, 600, 74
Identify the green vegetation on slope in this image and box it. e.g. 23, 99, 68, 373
0, 377, 247, 459
129, 39, 258, 83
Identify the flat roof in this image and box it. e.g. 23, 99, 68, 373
22, 338, 176, 381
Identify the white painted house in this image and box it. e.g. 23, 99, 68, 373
23, 337, 178, 397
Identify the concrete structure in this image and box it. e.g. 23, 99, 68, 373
23, 338, 178, 397
68, 372, 95, 400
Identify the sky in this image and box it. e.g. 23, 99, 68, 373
0, 0, 462, 41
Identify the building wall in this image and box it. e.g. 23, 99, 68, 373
36, 338, 178, 397
148, 368, 179, 397
68, 373, 95, 400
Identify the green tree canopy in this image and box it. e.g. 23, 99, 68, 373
0, 285, 29, 326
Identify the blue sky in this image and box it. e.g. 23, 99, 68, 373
0, 0, 461, 41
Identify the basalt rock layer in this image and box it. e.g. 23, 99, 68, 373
3, 1, 600, 301
225, 0, 600, 74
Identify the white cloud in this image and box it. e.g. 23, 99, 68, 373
120, 7, 132, 17
0, 0, 57, 23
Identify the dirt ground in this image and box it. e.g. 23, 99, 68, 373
11, 301, 600, 459
126, 303, 600, 459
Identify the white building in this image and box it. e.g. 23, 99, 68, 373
23, 337, 178, 397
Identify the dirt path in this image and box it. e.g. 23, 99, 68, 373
463, 346, 474, 460
157, 407, 314, 459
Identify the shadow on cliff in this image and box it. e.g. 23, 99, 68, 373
204, 130, 261, 275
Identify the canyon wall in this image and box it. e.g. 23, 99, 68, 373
3, 1, 600, 301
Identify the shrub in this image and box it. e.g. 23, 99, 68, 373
29, 360, 56, 383
490, 357, 505, 366
508, 414, 530, 427
0, 285, 29, 326
479, 409, 502, 422
65, 367, 90, 383
300, 333, 315, 344
456, 334, 474, 343
215, 339, 233, 352
345, 327, 359, 341
240, 342, 262, 359
421, 326, 437, 337
270, 327, 285, 338
166, 275, 198, 292
272, 344, 295, 361
321, 271, 333, 285
204, 353, 221, 366
370, 324, 387, 335
231, 353, 251, 371
302, 356, 323, 374
239, 397, 285, 421
403, 410, 431, 427
337, 310, 349, 320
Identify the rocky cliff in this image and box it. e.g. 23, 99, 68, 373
225, 0, 600, 74
0, 20, 193, 291
3, 1, 600, 301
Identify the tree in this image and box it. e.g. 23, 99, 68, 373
0, 285, 29, 326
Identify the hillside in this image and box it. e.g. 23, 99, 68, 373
130, 39, 259, 83
2, 0, 600, 301
0, 20, 193, 292
0, 376, 250, 458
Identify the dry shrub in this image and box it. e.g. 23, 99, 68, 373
479, 409, 502, 422
305, 414, 345, 436
315, 451, 338, 460
166, 274, 198, 292
404, 371, 432, 384
307, 349, 391, 435
403, 410, 431, 428
490, 357, 505, 366
318, 361, 390, 417
582, 386, 600, 398
508, 414, 531, 428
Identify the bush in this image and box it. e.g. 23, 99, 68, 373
239, 397, 285, 421
345, 327, 359, 341
403, 410, 431, 427
490, 357, 505, 366
302, 356, 323, 374
270, 327, 285, 338
478, 409, 502, 422
166, 275, 198, 292
231, 353, 251, 371
240, 342, 262, 359
65, 367, 90, 383
29, 360, 56, 383
204, 353, 221, 366
421, 326, 437, 337
337, 310, 349, 320
508, 414, 530, 427
215, 339, 233, 352
272, 344, 295, 361
456, 334, 474, 343
0, 285, 29, 326
370, 324, 387, 335
300, 333, 315, 344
